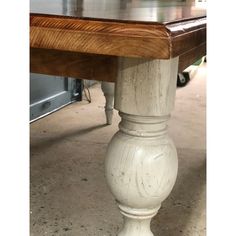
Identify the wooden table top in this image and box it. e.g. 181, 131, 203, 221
30, 1, 206, 81
30, 0, 206, 59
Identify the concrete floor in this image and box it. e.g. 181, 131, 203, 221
30, 63, 206, 236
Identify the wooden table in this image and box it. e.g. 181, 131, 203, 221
30, 0, 206, 235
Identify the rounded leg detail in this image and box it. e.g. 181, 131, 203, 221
101, 81, 115, 125
105, 113, 178, 236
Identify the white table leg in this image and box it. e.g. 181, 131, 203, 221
101, 81, 115, 125
105, 57, 179, 236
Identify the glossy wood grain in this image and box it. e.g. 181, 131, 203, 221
30, 14, 206, 59
30, 15, 169, 58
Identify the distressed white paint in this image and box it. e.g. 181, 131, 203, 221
105, 57, 179, 236
101, 81, 115, 125
115, 57, 179, 116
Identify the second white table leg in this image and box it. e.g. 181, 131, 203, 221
101, 81, 115, 125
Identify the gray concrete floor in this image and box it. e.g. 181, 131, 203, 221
30, 63, 206, 236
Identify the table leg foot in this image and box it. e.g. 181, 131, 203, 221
101, 81, 114, 125
118, 216, 155, 236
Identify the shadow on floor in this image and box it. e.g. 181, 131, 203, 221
30, 124, 108, 152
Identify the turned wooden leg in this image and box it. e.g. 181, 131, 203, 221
105, 57, 179, 236
101, 81, 115, 125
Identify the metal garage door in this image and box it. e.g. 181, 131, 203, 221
30, 73, 82, 122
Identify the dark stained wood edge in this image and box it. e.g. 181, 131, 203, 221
166, 17, 206, 36
168, 18, 206, 57
178, 42, 206, 72
30, 48, 118, 82
30, 14, 206, 59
